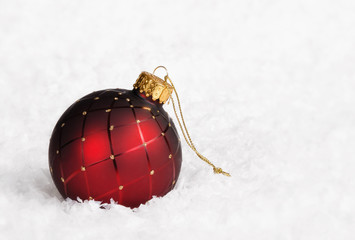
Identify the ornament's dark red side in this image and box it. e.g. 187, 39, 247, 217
49, 88, 182, 208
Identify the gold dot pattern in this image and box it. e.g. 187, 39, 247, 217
49, 89, 182, 207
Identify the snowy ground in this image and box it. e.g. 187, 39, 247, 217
1, 0, 355, 239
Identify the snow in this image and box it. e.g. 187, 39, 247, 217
1, 0, 355, 239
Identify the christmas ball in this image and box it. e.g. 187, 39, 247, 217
49, 72, 182, 208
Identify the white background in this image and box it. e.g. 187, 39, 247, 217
0, 0, 354, 239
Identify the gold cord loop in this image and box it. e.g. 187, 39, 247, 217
153, 66, 169, 76
155, 67, 231, 177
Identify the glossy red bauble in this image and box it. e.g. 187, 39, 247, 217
49, 88, 182, 208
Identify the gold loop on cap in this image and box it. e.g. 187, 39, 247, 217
153, 66, 169, 78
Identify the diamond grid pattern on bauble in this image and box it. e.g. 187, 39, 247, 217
49, 89, 182, 208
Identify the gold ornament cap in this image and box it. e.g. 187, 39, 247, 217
133, 71, 173, 104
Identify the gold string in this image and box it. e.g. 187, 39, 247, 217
153, 66, 231, 177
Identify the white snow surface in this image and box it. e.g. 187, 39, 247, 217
1, 0, 355, 239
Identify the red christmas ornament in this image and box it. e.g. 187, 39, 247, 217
49, 71, 182, 208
